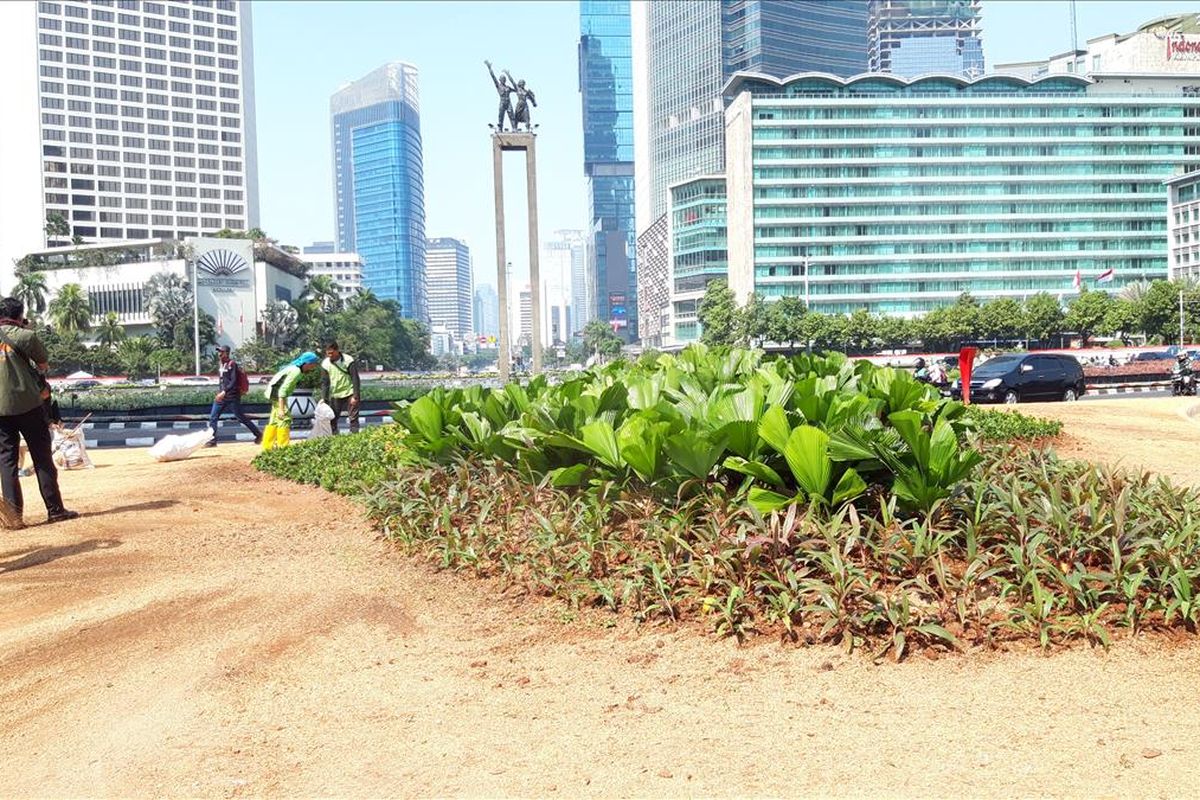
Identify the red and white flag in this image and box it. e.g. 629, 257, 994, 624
1096, 268, 1115, 284
1072, 270, 1082, 290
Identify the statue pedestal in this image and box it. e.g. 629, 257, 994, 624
491, 132, 541, 382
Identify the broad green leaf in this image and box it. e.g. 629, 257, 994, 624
758, 404, 791, 455
549, 463, 589, 487
888, 409, 929, 469
831, 468, 867, 506
407, 394, 444, 442
748, 487, 797, 514
724, 456, 785, 488
617, 415, 666, 481
782, 425, 832, 500
666, 431, 726, 479
579, 419, 623, 470
716, 420, 759, 459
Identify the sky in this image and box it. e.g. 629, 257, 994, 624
252, 0, 1200, 293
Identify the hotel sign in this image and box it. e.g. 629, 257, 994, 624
1157, 30, 1200, 61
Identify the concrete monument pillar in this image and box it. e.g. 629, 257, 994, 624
491, 131, 542, 381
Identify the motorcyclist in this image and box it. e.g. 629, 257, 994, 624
1173, 353, 1195, 396
913, 357, 930, 382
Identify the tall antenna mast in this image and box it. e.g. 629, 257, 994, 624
1070, 0, 1079, 52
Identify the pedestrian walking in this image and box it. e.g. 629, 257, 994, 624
320, 340, 361, 435
206, 345, 261, 447
0, 297, 77, 529
260, 351, 319, 450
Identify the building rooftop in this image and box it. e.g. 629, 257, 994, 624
723, 70, 1092, 97
19, 237, 309, 279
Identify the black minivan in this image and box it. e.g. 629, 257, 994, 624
952, 353, 1086, 404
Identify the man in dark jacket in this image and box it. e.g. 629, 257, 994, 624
0, 297, 77, 528
207, 345, 261, 446
320, 340, 361, 434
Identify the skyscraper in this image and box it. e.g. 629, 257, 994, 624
331, 62, 427, 322
580, 0, 637, 338
0, 0, 260, 281
867, 0, 983, 78
635, 1, 868, 225
425, 237, 473, 337
473, 284, 499, 339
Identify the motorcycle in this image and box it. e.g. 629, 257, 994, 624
1172, 368, 1196, 396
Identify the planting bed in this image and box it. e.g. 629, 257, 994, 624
256, 348, 1199, 658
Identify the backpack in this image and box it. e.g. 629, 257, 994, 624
234, 362, 250, 396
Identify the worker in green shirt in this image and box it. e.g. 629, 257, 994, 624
260, 351, 319, 450
320, 340, 361, 435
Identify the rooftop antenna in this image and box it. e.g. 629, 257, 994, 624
1070, 0, 1079, 52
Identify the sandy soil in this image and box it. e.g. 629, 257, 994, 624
2, 405, 1200, 798
1024, 396, 1200, 486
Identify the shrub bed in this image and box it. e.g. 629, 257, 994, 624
62, 384, 428, 412
254, 346, 1200, 658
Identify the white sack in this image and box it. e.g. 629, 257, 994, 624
148, 427, 214, 462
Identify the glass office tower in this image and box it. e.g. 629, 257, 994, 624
580, 0, 637, 337
331, 62, 427, 322
721, 72, 1200, 315
868, 0, 984, 78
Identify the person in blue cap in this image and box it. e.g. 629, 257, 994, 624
260, 351, 319, 450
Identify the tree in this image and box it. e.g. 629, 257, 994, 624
11, 270, 48, 319
582, 319, 623, 360
1023, 293, 1065, 344
1101, 298, 1138, 339
171, 311, 217, 354
1064, 288, 1112, 346
234, 336, 286, 372
736, 292, 770, 346
697, 279, 738, 346
44, 212, 70, 241
842, 309, 876, 353
874, 314, 911, 350
1137, 280, 1181, 343
116, 336, 157, 379
765, 295, 806, 348
49, 283, 91, 334
302, 275, 343, 314
260, 300, 299, 348
977, 298, 1025, 343
143, 271, 193, 345
95, 311, 126, 349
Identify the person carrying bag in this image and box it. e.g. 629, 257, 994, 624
0, 297, 77, 529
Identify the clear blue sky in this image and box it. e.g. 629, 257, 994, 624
252, 0, 1200, 290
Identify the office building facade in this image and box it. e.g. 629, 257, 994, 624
580, 0, 637, 337
331, 62, 426, 321
300, 246, 363, 300
633, 0, 868, 342
1167, 171, 1200, 282
635, 213, 670, 347
425, 237, 472, 337
473, 283, 499, 339
718, 72, 1200, 316
867, 0, 983, 78
0, 0, 259, 285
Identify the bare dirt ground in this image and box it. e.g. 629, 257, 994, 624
3, 402, 1200, 798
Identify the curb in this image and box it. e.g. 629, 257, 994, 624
82, 415, 393, 449
1085, 382, 1171, 396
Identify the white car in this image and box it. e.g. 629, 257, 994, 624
175, 375, 216, 386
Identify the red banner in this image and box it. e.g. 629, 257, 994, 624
959, 347, 978, 405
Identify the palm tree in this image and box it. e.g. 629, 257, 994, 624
96, 311, 125, 350
303, 275, 343, 314
12, 271, 48, 319
1120, 281, 1151, 304
348, 288, 378, 313
49, 283, 91, 334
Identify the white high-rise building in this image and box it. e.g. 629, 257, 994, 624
542, 229, 585, 337
425, 237, 472, 337
0, 0, 259, 286
300, 245, 363, 300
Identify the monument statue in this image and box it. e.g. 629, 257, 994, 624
485, 60, 517, 131
504, 69, 537, 132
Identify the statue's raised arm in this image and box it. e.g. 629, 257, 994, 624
487, 60, 515, 130
485, 60, 501, 92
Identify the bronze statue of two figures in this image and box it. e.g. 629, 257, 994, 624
486, 60, 537, 132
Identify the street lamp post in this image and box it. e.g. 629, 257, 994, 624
191, 253, 201, 376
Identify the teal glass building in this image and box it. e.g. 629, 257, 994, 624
670, 177, 727, 342
720, 72, 1200, 317
331, 63, 427, 322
